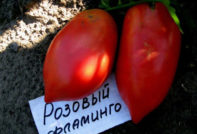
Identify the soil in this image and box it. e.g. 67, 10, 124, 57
0, 0, 197, 134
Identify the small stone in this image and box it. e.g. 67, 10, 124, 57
9, 42, 19, 52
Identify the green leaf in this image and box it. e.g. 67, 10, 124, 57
168, 6, 183, 33
161, 0, 170, 7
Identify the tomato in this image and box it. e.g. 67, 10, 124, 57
116, 2, 181, 124
43, 9, 117, 103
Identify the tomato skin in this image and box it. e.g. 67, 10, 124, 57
44, 9, 117, 102
116, 3, 181, 124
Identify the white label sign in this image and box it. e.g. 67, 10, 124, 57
29, 74, 131, 134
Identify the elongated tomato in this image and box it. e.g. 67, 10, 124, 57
116, 3, 181, 124
44, 9, 117, 102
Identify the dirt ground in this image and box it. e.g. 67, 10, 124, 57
0, 0, 197, 134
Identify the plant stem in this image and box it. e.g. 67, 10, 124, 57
105, 0, 164, 11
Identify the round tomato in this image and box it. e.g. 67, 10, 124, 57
44, 9, 117, 102
116, 2, 181, 124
